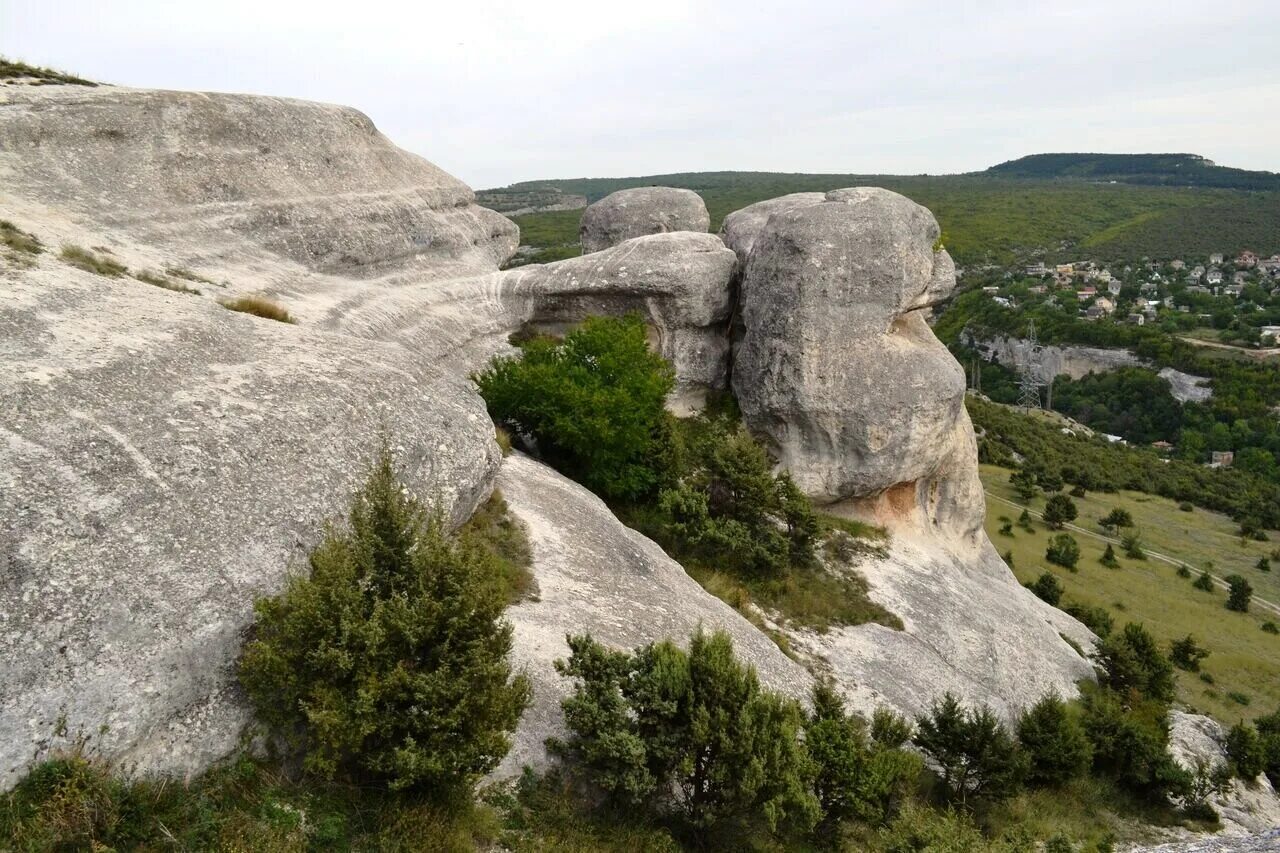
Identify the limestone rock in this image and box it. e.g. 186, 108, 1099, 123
1167, 711, 1280, 836
579, 187, 709, 254
0, 265, 501, 790
733, 187, 963, 508
504, 232, 737, 410
717, 192, 826, 271
494, 453, 812, 777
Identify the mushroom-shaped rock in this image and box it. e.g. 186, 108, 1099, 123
579, 187, 709, 254
717, 191, 826, 270
733, 187, 964, 515
506, 232, 736, 412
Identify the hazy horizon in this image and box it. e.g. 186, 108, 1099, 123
4, 0, 1278, 188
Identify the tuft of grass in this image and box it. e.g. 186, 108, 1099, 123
221, 295, 294, 324
59, 244, 126, 277
165, 266, 217, 285
134, 270, 200, 295
495, 425, 514, 457
1227, 691, 1251, 706
0, 57, 96, 86
459, 489, 538, 604
1, 220, 43, 255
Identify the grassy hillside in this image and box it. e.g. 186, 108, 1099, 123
493, 171, 1279, 267
980, 463, 1280, 726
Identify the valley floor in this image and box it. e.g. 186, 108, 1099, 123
980, 464, 1280, 724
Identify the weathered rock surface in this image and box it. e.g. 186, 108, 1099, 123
504, 232, 736, 410
1167, 711, 1280, 835
494, 454, 812, 776
730, 187, 1095, 718
579, 187, 709, 254
717, 192, 826, 271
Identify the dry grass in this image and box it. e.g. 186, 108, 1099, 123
165, 266, 217, 285
134, 270, 201, 295
59, 244, 126, 277
1, 220, 43, 255
221, 295, 294, 324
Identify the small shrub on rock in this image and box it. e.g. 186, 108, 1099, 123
1226, 722, 1265, 780
555, 628, 819, 838
1016, 693, 1092, 787
912, 693, 1027, 806
238, 447, 530, 796
475, 314, 675, 501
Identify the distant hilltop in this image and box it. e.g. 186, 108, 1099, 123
983, 153, 1280, 191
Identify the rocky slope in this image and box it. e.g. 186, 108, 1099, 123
0, 82, 1123, 794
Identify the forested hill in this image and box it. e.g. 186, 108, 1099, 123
485, 166, 1280, 266
984, 153, 1280, 191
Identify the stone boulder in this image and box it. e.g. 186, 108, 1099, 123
733, 187, 963, 511
504, 232, 736, 411
579, 187, 709, 254
717, 192, 826, 271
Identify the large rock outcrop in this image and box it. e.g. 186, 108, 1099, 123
579, 187, 709, 253
718, 192, 826, 272
728, 187, 1094, 718
2, 83, 1091, 792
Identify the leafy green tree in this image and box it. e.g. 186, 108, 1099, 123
1045, 533, 1080, 569
1121, 532, 1146, 560
238, 447, 530, 796
1017, 508, 1035, 532
1094, 622, 1175, 704
1099, 508, 1134, 534
1193, 570, 1216, 592
1063, 602, 1114, 638
1042, 494, 1078, 529
870, 707, 914, 750
1169, 635, 1210, 672
556, 629, 819, 837
1225, 722, 1265, 780
1016, 693, 1092, 786
912, 693, 1027, 806
1080, 686, 1190, 799
1010, 468, 1038, 502
1028, 572, 1063, 606
1226, 575, 1253, 612
474, 314, 676, 501
806, 683, 921, 834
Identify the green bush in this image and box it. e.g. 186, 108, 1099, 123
1063, 602, 1114, 637
1016, 693, 1092, 787
807, 683, 921, 834
1093, 622, 1175, 704
912, 693, 1027, 806
1169, 635, 1209, 672
1042, 494, 1078, 529
1080, 685, 1190, 800
238, 447, 530, 796
475, 314, 676, 501
1225, 574, 1252, 612
1100, 543, 1120, 569
1193, 570, 1215, 592
1225, 722, 1265, 780
1046, 533, 1080, 569
1028, 572, 1063, 606
1120, 532, 1146, 560
554, 628, 819, 838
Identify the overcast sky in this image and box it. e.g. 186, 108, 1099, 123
3, 1, 1278, 188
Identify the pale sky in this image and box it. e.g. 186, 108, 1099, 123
3, 0, 1277, 189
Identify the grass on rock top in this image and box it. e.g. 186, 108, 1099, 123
221, 295, 295, 324
980, 463, 1280, 724
59, 244, 126, 277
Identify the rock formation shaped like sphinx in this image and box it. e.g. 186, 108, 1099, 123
1, 83, 1090, 791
